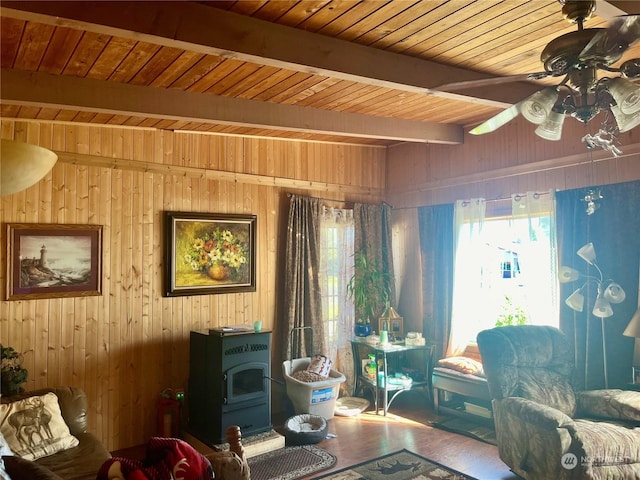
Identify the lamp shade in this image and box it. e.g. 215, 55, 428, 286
610, 104, 640, 133
623, 308, 640, 338
565, 289, 585, 312
603, 282, 626, 304
521, 88, 559, 125
607, 77, 640, 114
535, 109, 566, 141
576, 242, 596, 265
559, 266, 581, 283
592, 296, 613, 318
1, 139, 58, 196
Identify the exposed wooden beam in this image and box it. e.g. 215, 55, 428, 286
0, 69, 464, 145
1, 1, 540, 109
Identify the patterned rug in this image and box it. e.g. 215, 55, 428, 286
313, 449, 477, 480
248, 445, 336, 480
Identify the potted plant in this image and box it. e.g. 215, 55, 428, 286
1, 345, 28, 396
495, 295, 529, 327
347, 251, 392, 337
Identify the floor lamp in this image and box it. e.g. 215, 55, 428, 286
560, 243, 626, 389
623, 307, 640, 384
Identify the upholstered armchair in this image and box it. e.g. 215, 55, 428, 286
477, 325, 640, 480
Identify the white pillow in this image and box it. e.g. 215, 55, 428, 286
0, 392, 79, 461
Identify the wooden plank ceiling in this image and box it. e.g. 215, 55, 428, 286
1, 0, 638, 146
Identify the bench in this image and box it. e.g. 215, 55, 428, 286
431, 345, 492, 422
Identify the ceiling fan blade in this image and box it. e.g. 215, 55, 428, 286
434, 73, 543, 92
469, 103, 521, 135
579, 15, 640, 62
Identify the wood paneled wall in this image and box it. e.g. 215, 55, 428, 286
0, 120, 386, 451
387, 115, 640, 352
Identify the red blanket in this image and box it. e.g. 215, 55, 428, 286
98, 437, 213, 480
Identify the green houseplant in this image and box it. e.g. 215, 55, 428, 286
495, 295, 529, 327
347, 251, 392, 337
1, 345, 28, 396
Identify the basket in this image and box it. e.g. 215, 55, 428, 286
282, 327, 346, 419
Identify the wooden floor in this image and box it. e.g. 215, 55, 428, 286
113, 390, 519, 479
274, 391, 519, 480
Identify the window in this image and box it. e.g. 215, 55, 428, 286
448, 193, 559, 355
318, 207, 354, 361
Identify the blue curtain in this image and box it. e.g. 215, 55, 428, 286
556, 180, 640, 389
418, 203, 454, 360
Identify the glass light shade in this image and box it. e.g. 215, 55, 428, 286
1, 139, 58, 196
610, 104, 640, 133
521, 88, 559, 125
559, 266, 580, 283
592, 296, 613, 318
623, 308, 640, 338
607, 77, 640, 114
577, 242, 596, 265
603, 282, 626, 304
535, 110, 566, 141
565, 289, 585, 312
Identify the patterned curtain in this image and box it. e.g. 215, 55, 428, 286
354, 202, 396, 314
282, 195, 325, 362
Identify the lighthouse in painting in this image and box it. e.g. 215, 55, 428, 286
40, 244, 47, 267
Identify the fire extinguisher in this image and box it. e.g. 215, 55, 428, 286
157, 389, 181, 438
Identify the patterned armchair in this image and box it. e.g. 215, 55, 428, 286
477, 325, 640, 480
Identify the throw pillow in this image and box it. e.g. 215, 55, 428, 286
437, 356, 485, 377
0, 392, 79, 461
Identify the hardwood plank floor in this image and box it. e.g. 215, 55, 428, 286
113, 390, 519, 479
274, 391, 519, 480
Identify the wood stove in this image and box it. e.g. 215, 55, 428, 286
188, 329, 272, 445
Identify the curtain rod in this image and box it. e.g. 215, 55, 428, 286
286, 192, 391, 208
460, 191, 550, 207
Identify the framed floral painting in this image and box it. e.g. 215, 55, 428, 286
164, 212, 256, 296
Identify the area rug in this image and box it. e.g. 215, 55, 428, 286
431, 417, 497, 446
248, 444, 336, 480
313, 449, 477, 480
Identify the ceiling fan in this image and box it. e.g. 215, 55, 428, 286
450, 0, 640, 141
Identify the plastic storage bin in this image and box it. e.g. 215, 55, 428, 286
282, 357, 346, 419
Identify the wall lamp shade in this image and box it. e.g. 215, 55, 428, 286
577, 242, 596, 265
623, 308, 640, 338
521, 88, 559, 125
1, 139, 58, 196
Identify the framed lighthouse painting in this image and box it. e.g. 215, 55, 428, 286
6, 223, 103, 300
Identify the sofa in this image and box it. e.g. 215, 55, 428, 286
1, 386, 111, 480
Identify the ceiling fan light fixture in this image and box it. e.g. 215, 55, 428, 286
535, 109, 566, 140
521, 88, 559, 125
607, 77, 640, 114
610, 104, 640, 132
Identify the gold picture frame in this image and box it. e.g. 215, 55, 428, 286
164, 211, 256, 296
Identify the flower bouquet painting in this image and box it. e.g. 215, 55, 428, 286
165, 212, 256, 296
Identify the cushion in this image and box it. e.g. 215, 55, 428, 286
2, 455, 64, 480
437, 356, 485, 377
0, 392, 79, 461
